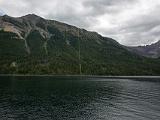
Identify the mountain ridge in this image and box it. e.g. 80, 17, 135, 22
0, 14, 117, 41
127, 40, 160, 58
0, 14, 160, 75
0, 14, 120, 55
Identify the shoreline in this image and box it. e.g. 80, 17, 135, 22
0, 74, 160, 79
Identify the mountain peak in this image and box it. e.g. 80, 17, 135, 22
22, 14, 39, 17
21, 14, 45, 21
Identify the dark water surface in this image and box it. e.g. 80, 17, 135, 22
0, 76, 160, 120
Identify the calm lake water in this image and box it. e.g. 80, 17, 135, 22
0, 76, 160, 120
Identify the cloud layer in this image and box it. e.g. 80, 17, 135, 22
0, 0, 160, 46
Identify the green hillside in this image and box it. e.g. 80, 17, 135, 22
0, 14, 160, 75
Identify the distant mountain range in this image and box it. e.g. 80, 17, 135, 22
0, 14, 160, 75
127, 40, 160, 58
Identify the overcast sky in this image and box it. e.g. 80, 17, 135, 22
0, 0, 160, 46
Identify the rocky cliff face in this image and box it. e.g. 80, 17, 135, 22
0, 14, 116, 55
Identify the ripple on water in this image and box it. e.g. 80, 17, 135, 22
0, 76, 160, 120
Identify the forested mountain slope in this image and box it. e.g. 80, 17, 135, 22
0, 14, 160, 75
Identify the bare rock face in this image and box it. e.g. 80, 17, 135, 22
127, 41, 160, 58
0, 14, 108, 55
0, 14, 97, 40
0, 14, 50, 39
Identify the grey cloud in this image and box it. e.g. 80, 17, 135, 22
47, 13, 97, 28
83, 0, 138, 15
121, 12, 160, 33
120, 13, 160, 45
0, 0, 160, 46
84, 0, 137, 7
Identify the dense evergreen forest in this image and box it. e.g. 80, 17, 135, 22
0, 30, 160, 75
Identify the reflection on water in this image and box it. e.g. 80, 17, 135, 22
0, 76, 160, 120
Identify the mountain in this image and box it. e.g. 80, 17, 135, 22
127, 41, 160, 58
0, 14, 160, 75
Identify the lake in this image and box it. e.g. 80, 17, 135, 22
0, 76, 160, 120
